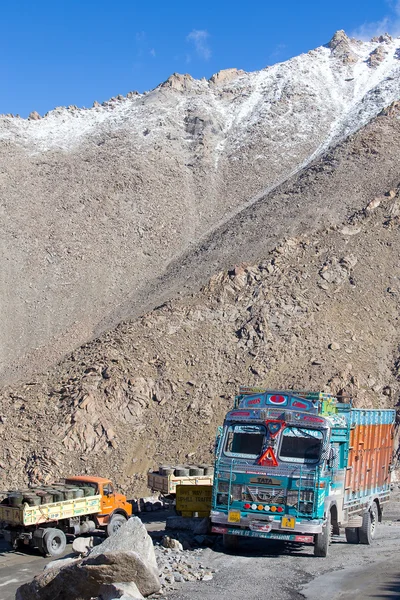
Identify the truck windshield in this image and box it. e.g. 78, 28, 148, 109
279, 427, 323, 463
224, 424, 265, 458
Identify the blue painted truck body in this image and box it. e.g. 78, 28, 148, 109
210, 388, 396, 556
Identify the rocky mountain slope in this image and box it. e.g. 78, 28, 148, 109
1, 103, 400, 494
2, 31, 400, 383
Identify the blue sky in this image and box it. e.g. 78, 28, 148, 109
2, 0, 400, 117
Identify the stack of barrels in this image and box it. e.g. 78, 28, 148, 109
158, 464, 214, 477
2, 482, 98, 507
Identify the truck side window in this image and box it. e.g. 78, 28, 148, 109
225, 424, 266, 458
103, 484, 114, 496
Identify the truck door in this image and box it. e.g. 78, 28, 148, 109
101, 483, 116, 515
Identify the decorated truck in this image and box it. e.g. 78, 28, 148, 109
0, 475, 132, 556
211, 387, 396, 556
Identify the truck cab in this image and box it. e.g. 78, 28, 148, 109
65, 475, 132, 534
211, 388, 395, 557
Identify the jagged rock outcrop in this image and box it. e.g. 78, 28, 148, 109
28, 110, 41, 120
209, 68, 244, 85
368, 45, 388, 68
372, 33, 392, 43
327, 30, 358, 64
161, 72, 195, 91
379, 100, 400, 117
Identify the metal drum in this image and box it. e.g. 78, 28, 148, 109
22, 494, 41, 506
8, 492, 23, 507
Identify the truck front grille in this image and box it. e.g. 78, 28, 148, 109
245, 486, 286, 505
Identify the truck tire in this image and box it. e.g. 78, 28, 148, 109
345, 527, 359, 544
174, 468, 190, 477
43, 528, 67, 557
359, 501, 378, 545
189, 467, 204, 476
107, 514, 127, 537
314, 510, 331, 557
223, 533, 239, 551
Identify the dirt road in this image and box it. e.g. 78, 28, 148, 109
0, 513, 168, 600
171, 493, 400, 600
171, 522, 400, 600
1, 503, 399, 600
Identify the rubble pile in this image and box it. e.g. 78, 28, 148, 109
153, 537, 215, 596
0, 187, 399, 495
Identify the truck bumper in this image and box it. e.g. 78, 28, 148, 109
210, 510, 323, 536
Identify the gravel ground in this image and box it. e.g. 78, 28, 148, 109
162, 493, 400, 600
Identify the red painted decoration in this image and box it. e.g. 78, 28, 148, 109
258, 446, 279, 467
292, 400, 308, 409
268, 394, 287, 405
248, 397, 261, 405
303, 415, 325, 423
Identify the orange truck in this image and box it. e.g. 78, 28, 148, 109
0, 475, 132, 556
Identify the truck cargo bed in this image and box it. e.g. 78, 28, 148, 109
147, 472, 213, 494
344, 408, 394, 505
0, 494, 101, 526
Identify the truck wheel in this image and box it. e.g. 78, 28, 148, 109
345, 527, 360, 544
359, 501, 378, 545
223, 533, 239, 551
314, 510, 331, 557
107, 514, 127, 537
43, 528, 67, 557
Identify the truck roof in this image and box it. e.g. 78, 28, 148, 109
65, 475, 111, 484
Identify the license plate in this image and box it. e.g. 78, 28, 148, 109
281, 516, 296, 529
249, 521, 272, 533
228, 510, 241, 523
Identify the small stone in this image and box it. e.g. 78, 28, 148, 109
202, 573, 213, 581
366, 197, 381, 212
329, 342, 341, 351
72, 536, 92, 555
161, 536, 183, 552
341, 226, 361, 236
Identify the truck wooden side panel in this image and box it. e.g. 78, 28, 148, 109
147, 472, 213, 494
345, 409, 394, 504
0, 495, 101, 526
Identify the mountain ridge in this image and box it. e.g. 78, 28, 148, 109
2, 30, 400, 386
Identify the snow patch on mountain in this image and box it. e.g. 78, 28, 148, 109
1, 32, 400, 163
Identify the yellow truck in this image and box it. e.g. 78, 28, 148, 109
0, 475, 132, 556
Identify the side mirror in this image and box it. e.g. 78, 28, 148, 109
327, 447, 339, 469
214, 426, 223, 455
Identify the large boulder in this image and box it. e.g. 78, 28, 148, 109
98, 581, 144, 599
90, 517, 158, 574
16, 518, 160, 600
81, 551, 160, 597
